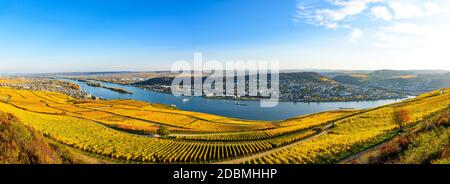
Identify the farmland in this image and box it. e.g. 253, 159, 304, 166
0, 79, 449, 164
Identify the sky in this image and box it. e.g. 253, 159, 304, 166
0, 0, 449, 73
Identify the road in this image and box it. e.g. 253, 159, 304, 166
337, 142, 389, 164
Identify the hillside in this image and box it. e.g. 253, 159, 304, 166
333, 70, 450, 94
0, 82, 449, 164
134, 72, 336, 86
279, 72, 335, 83
134, 76, 176, 86
134, 72, 403, 101
0, 111, 62, 164
1, 110, 114, 164
332, 75, 365, 86
342, 109, 450, 164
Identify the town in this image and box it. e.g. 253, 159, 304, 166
132, 72, 406, 102
0, 78, 97, 100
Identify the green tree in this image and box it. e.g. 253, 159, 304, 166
157, 125, 170, 136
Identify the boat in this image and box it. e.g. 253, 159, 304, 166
235, 101, 248, 106
182, 98, 190, 103
339, 107, 355, 110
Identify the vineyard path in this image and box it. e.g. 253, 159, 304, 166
214, 123, 334, 164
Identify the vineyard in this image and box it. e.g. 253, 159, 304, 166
0, 82, 449, 164
0, 87, 275, 134
243, 88, 450, 164
0, 102, 318, 163
174, 111, 352, 141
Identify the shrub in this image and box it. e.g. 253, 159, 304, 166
437, 117, 449, 127
157, 125, 170, 136
420, 120, 436, 131
394, 109, 411, 128
353, 134, 413, 164
395, 135, 412, 150
440, 148, 450, 158
380, 142, 401, 158
400, 127, 449, 164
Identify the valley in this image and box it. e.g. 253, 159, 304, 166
1, 77, 449, 164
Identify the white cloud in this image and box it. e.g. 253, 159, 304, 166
373, 22, 450, 49
295, 0, 445, 27
325, 0, 368, 21
371, 6, 392, 21
371, 22, 450, 69
349, 28, 364, 43
388, 0, 440, 19
295, 0, 450, 49
380, 23, 427, 36
295, 0, 383, 29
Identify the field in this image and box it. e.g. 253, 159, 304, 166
0, 80, 449, 164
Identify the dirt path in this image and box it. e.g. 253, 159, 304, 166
215, 124, 334, 164
337, 141, 389, 164
215, 105, 396, 164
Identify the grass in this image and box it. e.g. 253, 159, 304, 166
343, 108, 450, 164
0, 111, 63, 164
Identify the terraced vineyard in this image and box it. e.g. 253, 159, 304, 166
0, 82, 449, 164
174, 111, 352, 141
0, 87, 275, 134
0, 100, 320, 163
243, 89, 450, 164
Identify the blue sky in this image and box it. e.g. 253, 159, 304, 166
1, 0, 449, 73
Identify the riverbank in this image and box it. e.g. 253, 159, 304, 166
86, 82, 133, 94
60, 78, 411, 121
71, 79, 133, 95
134, 85, 408, 103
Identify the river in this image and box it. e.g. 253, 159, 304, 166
63, 79, 409, 121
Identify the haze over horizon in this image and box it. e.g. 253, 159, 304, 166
1, 0, 450, 73
2, 68, 449, 76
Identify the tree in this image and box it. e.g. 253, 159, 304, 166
394, 109, 411, 128
157, 125, 170, 136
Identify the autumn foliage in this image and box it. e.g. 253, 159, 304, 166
394, 109, 411, 128
0, 84, 449, 164
0, 111, 62, 164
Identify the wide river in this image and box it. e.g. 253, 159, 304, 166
64, 79, 409, 121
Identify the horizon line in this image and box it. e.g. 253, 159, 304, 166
1, 68, 449, 75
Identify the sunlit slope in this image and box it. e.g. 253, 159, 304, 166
246, 88, 450, 164
174, 111, 352, 141
0, 85, 449, 164
0, 87, 275, 133
0, 111, 63, 164
0, 101, 334, 163
0, 86, 353, 163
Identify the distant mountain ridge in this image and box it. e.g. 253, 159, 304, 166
332, 70, 450, 94
279, 72, 335, 83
